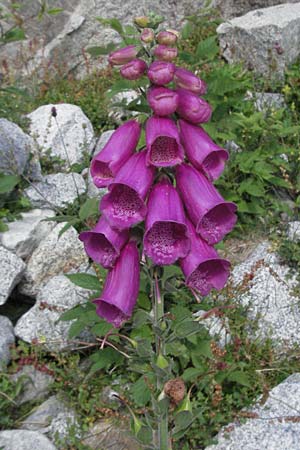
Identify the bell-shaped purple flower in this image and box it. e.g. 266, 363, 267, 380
174, 68, 207, 95
90, 120, 141, 188
109, 45, 138, 65
179, 120, 228, 180
144, 177, 190, 265
154, 45, 178, 62
145, 117, 184, 167
147, 86, 179, 116
141, 28, 155, 43
147, 61, 175, 86
176, 88, 212, 124
180, 220, 230, 296
176, 163, 237, 245
120, 58, 147, 80
79, 216, 129, 269
94, 240, 140, 327
101, 150, 155, 230
157, 30, 178, 45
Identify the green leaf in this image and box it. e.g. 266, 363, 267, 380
0, 220, 8, 232
227, 370, 251, 387
196, 36, 219, 61
68, 320, 86, 338
193, 339, 212, 358
89, 347, 123, 373
79, 197, 99, 220
58, 220, 80, 238
47, 7, 63, 15
86, 43, 116, 57
173, 411, 193, 435
0, 174, 20, 194
60, 305, 87, 322
182, 367, 203, 382
91, 321, 113, 336
238, 179, 265, 197
131, 376, 151, 406
96, 17, 124, 35
181, 22, 192, 39
174, 320, 200, 338
2, 27, 25, 43
65, 273, 101, 291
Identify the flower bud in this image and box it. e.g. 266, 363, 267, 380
157, 30, 177, 45
108, 45, 138, 66
154, 45, 178, 62
120, 58, 147, 80
134, 16, 149, 27
147, 86, 178, 116
176, 88, 212, 124
174, 67, 207, 95
147, 61, 175, 85
141, 28, 155, 43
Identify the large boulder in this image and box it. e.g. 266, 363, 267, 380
0, 0, 208, 79
19, 223, 88, 297
0, 246, 26, 305
217, 3, 300, 78
0, 430, 57, 450
11, 365, 54, 405
206, 373, 300, 450
214, 0, 300, 19
28, 104, 95, 168
0, 316, 15, 368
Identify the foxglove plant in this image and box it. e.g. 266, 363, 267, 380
80, 15, 237, 450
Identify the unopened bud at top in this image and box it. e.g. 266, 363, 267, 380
157, 30, 177, 45
154, 45, 178, 62
134, 16, 149, 27
109, 45, 138, 66
141, 28, 155, 43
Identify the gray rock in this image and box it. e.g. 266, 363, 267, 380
0, 1, 208, 80
217, 3, 300, 78
287, 221, 300, 243
11, 365, 54, 405
213, 0, 300, 19
224, 140, 241, 153
28, 104, 95, 168
206, 373, 300, 450
19, 223, 88, 297
24, 173, 86, 210
194, 310, 230, 348
82, 419, 139, 450
0, 246, 26, 305
0, 209, 55, 259
15, 275, 93, 351
231, 241, 300, 348
0, 430, 57, 450
0, 316, 15, 368
20, 395, 78, 441
253, 92, 285, 112
0, 118, 41, 179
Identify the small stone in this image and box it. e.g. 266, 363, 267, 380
217, 3, 300, 78
0, 119, 39, 178
28, 104, 95, 168
82, 419, 140, 450
0, 209, 55, 259
19, 223, 88, 297
15, 275, 93, 351
194, 310, 230, 348
11, 365, 54, 405
20, 395, 79, 441
0, 430, 57, 450
253, 92, 285, 112
0, 316, 15, 368
24, 173, 86, 209
206, 373, 300, 450
287, 221, 300, 243
0, 246, 26, 305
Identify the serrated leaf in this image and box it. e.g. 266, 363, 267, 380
79, 197, 99, 220
196, 36, 219, 61
91, 321, 113, 336
65, 273, 101, 291
227, 370, 251, 387
86, 43, 116, 57
60, 305, 86, 322
173, 411, 193, 434
89, 347, 123, 374
238, 179, 265, 197
0, 174, 20, 194
182, 367, 203, 382
174, 320, 200, 338
68, 320, 86, 338
131, 376, 151, 406
96, 17, 123, 35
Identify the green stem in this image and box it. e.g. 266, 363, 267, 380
153, 269, 171, 450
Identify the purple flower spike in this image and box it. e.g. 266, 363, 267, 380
176, 88, 212, 124
146, 117, 184, 167
154, 45, 178, 62
147, 86, 179, 116
144, 177, 190, 265
109, 45, 138, 65
179, 120, 229, 180
174, 68, 207, 95
90, 120, 141, 188
101, 150, 155, 230
120, 58, 147, 80
79, 216, 129, 269
176, 163, 237, 244
180, 220, 230, 296
94, 240, 140, 327
147, 61, 175, 86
